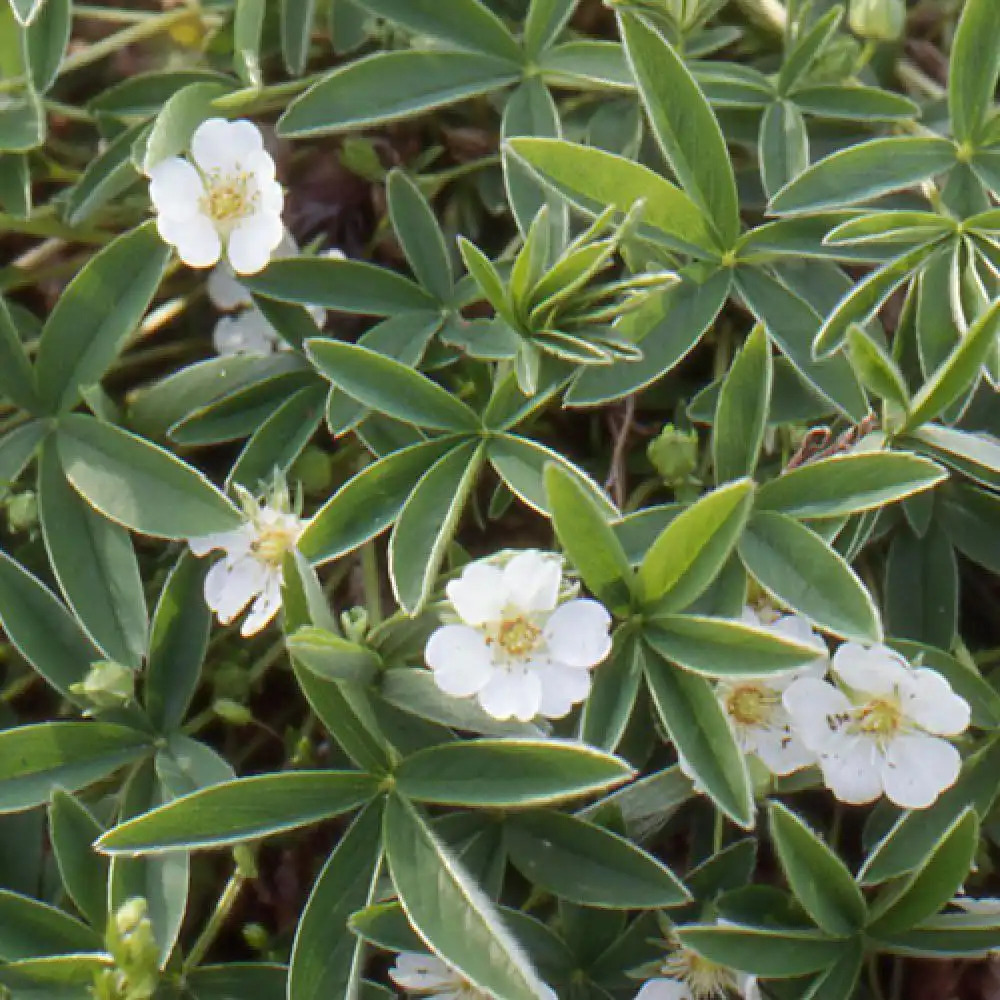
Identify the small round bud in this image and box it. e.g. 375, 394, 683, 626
114, 897, 148, 937
213, 698, 253, 726
647, 424, 699, 486
849, 0, 905, 41
5, 491, 37, 533
70, 660, 135, 711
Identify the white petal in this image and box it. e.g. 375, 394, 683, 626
445, 562, 506, 625
477, 667, 542, 722
739, 604, 762, 627
636, 980, 693, 1000
781, 677, 854, 753
425, 625, 494, 697
253, 171, 284, 212
903, 669, 970, 736
751, 720, 818, 776
952, 896, 1000, 915
502, 550, 562, 612
213, 309, 281, 356
739, 974, 761, 1000
191, 117, 264, 173
148, 157, 203, 217
543, 599, 612, 668
818, 736, 884, 805
203, 555, 267, 624
389, 953, 458, 991
226, 210, 285, 275
832, 642, 909, 696
240, 572, 283, 636
159, 212, 221, 269
535, 662, 592, 718
207, 262, 252, 310
881, 734, 961, 810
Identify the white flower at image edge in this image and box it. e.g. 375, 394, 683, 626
148, 117, 284, 275
715, 607, 829, 777
188, 492, 305, 636
425, 550, 612, 722
635, 944, 760, 1000
782, 642, 970, 809
389, 952, 556, 1000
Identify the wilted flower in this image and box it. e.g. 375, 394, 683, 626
147, 117, 284, 274
188, 482, 305, 636
425, 550, 612, 722
635, 943, 760, 1000
782, 643, 970, 809
714, 607, 828, 777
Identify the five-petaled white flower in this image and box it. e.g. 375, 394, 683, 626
148, 117, 284, 275
425, 550, 612, 722
714, 607, 828, 777
389, 953, 487, 999
635, 944, 760, 1000
188, 485, 305, 636
782, 643, 970, 809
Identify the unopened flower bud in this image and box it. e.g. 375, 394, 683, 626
114, 898, 147, 938
340, 607, 369, 644
70, 660, 134, 712
849, 0, 905, 41
213, 698, 253, 726
648, 424, 699, 486
5, 491, 36, 533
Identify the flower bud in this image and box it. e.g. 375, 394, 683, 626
5, 491, 36, 533
213, 698, 253, 726
340, 606, 370, 644
849, 0, 905, 41
648, 424, 699, 486
114, 898, 147, 938
70, 660, 135, 712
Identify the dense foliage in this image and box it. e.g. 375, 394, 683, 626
0, 0, 999, 998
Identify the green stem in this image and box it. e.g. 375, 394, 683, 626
712, 809, 725, 854
212, 75, 323, 115
182, 867, 246, 974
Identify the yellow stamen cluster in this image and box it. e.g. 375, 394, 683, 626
496, 616, 543, 657
201, 169, 256, 226
251, 523, 300, 566
854, 695, 904, 739
724, 683, 778, 727
662, 946, 737, 999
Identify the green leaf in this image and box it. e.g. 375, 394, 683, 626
714, 324, 772, 482
523, 0, 575, 60
63, 121, 143, 227
35, 223, 170, 413
638, 478, 754, 610
245, 256, 438, 315
902, 297, 1000, 430
0, 722, 150, 814
0, 420, 46, 495
0, 83, 43, 153
383, 793, 553, 999
308, 338, 479, 432
873, 912, 1000, 958
97, 771, 380, 854
759, 100, 809, 201
88, 70, 235, 117
396, 739, 633, 807
8, 0, 43, 25
387, 169, 454, 301
505, 810, 689, 909
802, 942, 864, 1000
140, 81, 235, 172
300, 436, 460, 566
776, 6, 842, 94
233, 0, 265, 85
846, 325, 911, 410
868, 809, 978, 936
186, 965, 288, 1000
24, 0, 69, 93
949, 0, 1000, 146
0, 549, 103, 701
768, 137, 957, 214
768, 802, 867, 936
0, 152, 30, 217
0, 890, 99, 961
389, 440, 484, 614
544, 462, 634, 613
38, 443, 148, 668
792, 85, 919, 122
677, 925, 849, 978
56, 414, 240, 539
351, 0, 521, 61
288, 626, 381, 685
619, 11, 738, 246
0, 294, 41, 413
280, 0, 317, 76
757, 452, 946, 519
643, 644, 753, 828
905, 424, 1000, 491
885, 524, 957, 649
738, 510, 881, 643
288, 799, 383, 1000
48, 790, 108, 930
645, 614, 824, 678
279, 50, 520, 136
506, 137, 720, 256
539, 39, 633, 89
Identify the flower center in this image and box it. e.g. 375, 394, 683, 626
662, 947, 736, 999
724, 684, 778, 727
251, 523, 299, 566
854, 696, 903, 738
201, 170, 256, 228
496, 616, 542, 658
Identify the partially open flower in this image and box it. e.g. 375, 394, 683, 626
635, 943, 760, 1000
147, 117, 283, 274
188, 483, 305, 636
782, 643, 970, 809
389, 953, 487, 999
425, 550, 612, 722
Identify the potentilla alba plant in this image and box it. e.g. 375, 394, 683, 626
715, 607, 829, 777
188, 481, 305, 636
147, 117, 284, 274
782, 643, 971, 809
425, 550, 612, 722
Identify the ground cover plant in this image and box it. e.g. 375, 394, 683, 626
0, 0, 999, 997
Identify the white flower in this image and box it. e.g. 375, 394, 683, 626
782, 643, 970, 809
389, 953, 486, 999
424, 550, 612, 722
635, 945, 760, 1000
714, 607, 828, 777
212, 306, 290, 356
147, 117, 284, 275
188, 486, 305, 636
